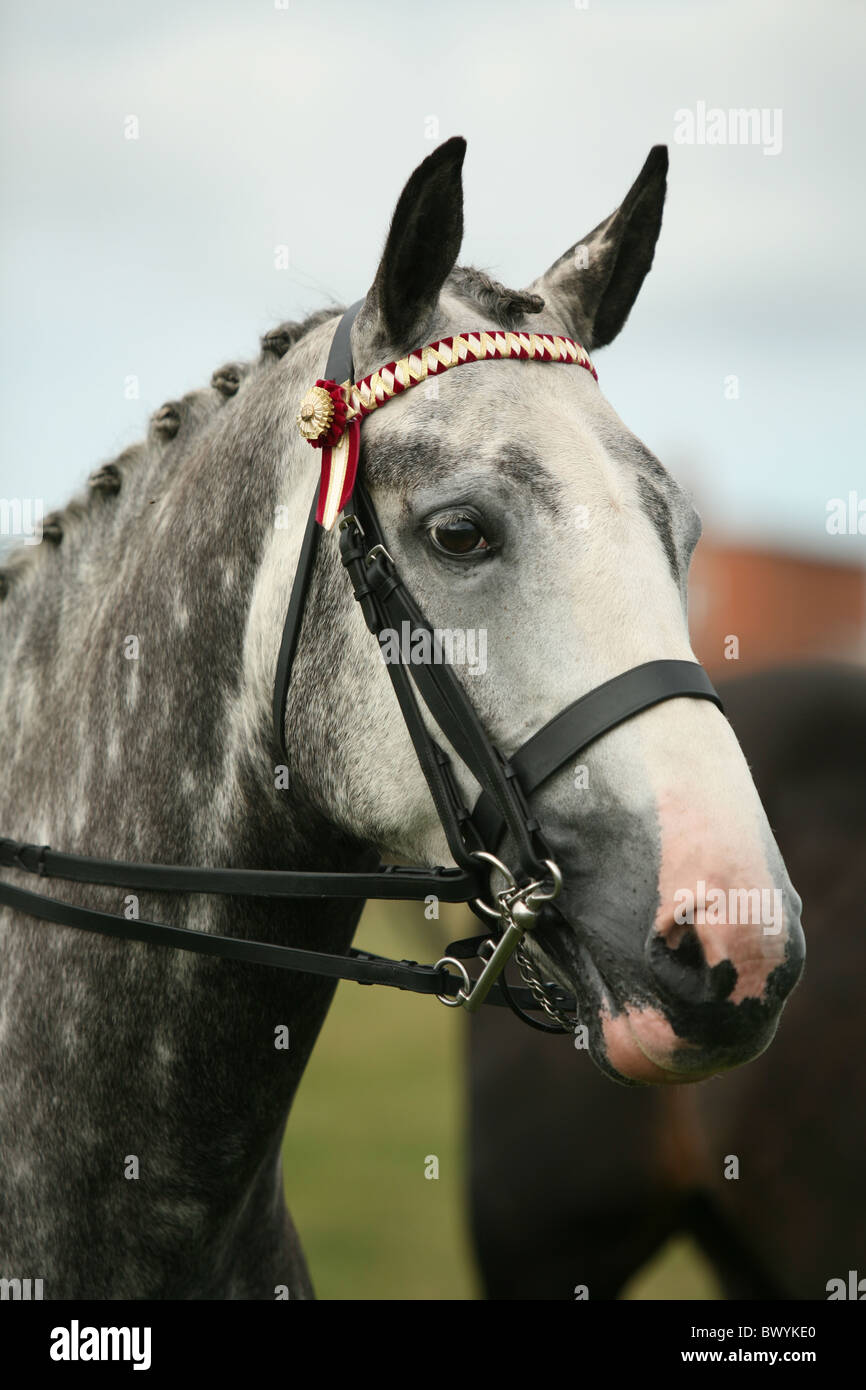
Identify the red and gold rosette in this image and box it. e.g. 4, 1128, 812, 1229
296, 330, 598, 530
296, 378, 359, 530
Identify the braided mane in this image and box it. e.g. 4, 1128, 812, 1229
0, 269, 541, 598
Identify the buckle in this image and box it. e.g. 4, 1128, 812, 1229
430, 851, 563, 1014
0, 840, 49, 875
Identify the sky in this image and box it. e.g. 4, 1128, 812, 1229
1, 0, 864, 564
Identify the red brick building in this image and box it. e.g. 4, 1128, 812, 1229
688, 541, 866, 679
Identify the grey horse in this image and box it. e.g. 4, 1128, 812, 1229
0, 139, 804, 1298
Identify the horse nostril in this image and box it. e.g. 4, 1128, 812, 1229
645, 921, 737, 1006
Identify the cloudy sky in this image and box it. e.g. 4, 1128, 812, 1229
1, 0, 863, 562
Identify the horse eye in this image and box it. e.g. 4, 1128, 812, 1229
429, 516, 490, 556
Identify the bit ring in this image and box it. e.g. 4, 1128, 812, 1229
470, 850, 518, 922
434, 956, 472, 1007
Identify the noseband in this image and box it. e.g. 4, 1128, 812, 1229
0, 304, 722, 1034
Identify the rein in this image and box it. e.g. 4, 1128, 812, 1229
0, 304, 722, 1033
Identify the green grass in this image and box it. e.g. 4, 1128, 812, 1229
282, 899, 478, 1299
282, 900, 723, 1301
624, 1238, 722, 1301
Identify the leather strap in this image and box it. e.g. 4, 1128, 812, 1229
472, 660, 723, 847
0, 838, 480, 902
272, 488, 320, 763
343, 482, 553, 882
0, 879, 572, 1012
272, 299, 365, 759
339, 506, 486, 875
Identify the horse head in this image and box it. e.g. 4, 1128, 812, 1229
274, 138, 805, 1083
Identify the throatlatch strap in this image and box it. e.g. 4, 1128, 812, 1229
272, 299, 365, 759
272, 489, 320, 763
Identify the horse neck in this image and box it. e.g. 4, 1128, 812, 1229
3, 312, 342, 836
0, 314, 375, 1220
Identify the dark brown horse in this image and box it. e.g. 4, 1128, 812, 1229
468, 663, 866, 1300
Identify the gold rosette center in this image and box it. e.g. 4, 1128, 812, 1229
296, 385, 335, 442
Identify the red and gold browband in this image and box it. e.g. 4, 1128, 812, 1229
296, 329, 598, 530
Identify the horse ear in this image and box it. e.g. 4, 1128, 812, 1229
528, 146, 668, 351
354, 137, 466, 360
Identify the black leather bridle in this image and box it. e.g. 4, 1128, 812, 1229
0, 305, 722, 1033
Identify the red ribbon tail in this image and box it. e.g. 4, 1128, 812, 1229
316, 419, 360, 529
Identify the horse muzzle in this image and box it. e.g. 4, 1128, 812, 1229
534, 888, 805, 1085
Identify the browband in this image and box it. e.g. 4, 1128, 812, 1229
297, 326, 598, 529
